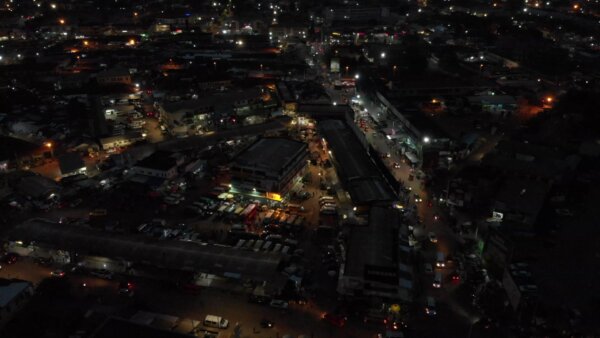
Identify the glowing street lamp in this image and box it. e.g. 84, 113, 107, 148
354, 73, 360, 79
423, 136, 431, 143
59, 18, 65, 25
45, 141, 54, 157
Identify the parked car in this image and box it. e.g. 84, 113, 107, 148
260, 318, 274, 328
424, 263, 433, 274
90, 269, 114, 280
3, 253, 18, 265
428, 232, 438, 243
322, 313, 346, 327
119, 281, 135, 296
555, 208, 574, 216
50, 269, 65, 278
269, 299, 289, 309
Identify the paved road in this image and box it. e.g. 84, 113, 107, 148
350, 99, 481, 337
1, 256, 377, 338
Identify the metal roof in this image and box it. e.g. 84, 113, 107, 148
10, 219, 282, 281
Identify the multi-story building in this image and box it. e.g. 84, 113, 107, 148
131, 151, 184, 180
230, 138, 308, 198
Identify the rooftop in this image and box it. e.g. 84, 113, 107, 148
58, 152, 85, 175
345, 207, 399, 282
162, 87, 263, 114
10, 219, 283, 282
134, 151, 179, 171
91, 317, 193, 338
233, 138, 307, 174
494, 178, 550, 216
318, 120, 396, 204
0, 278, 31, 308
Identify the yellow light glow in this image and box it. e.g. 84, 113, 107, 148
266, 192, 282, 201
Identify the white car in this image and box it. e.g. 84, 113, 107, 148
428, 232, 438, 243
269, 299, 289, 309
555, 208, 574, 216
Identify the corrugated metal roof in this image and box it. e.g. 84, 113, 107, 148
11, 220, 282, 281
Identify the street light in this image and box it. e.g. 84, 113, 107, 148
380, 52, 386, 58
423, 136, 430, 143
45, 141, 54, 157
354, 73, 360, 79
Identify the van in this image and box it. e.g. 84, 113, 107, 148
435, 252, 445, 268
425, 297, 437, 316
319, 196, 334, 203
203, 315, 229, 329
320, 203, 336, 210
319, 199, 335, 206
433, 272, 442, 288
262, 241, 272, 251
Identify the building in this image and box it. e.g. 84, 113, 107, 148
16, 174, 61, 200
323, 7, 390, 24
99, 132, 144, 151
482, 140, 579, 183
58, 152, 86, 177
0, 278, 34, 328
318, 119, 396, 205
0, 136, 41, 172
9, 219, 284, 284
230, 138, 308, 197
159, 88, 265, 136
338, 207, 413, 302
131, 151, 184, 180
374, 91, 453, 168
91, 316, 197, 338
492, 178, 551, 233
96, 68, 132, 85
467, 95, 517, 115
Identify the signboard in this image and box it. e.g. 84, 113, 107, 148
330, 58, 340, 73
